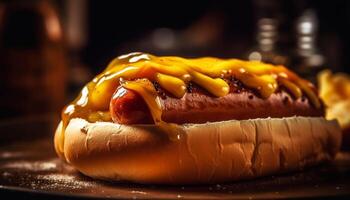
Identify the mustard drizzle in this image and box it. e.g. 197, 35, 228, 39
61, 52, 320, 132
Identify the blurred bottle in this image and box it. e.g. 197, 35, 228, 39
0, 0, 67, 118
247, 0, 288, 66
291, 9, 324, 83
64, 0, 91, 99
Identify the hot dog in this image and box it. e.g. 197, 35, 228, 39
54, 52, 341, 184
110, 82, 324, 124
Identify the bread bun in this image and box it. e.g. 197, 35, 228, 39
54, 116, 341, 184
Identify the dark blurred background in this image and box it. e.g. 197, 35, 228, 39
0, 0, 349, 119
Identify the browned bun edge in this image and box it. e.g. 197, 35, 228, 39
55, 117, 342, 184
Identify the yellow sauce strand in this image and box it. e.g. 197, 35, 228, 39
236, 73, 278, 98
190, 70, 230, 97
278, 78, 302, 99
121, 79, 184, 140
155, 73, 187, 98
296, 79, 321, 108
144, 61, 190, 79
90, 66, 141, 110
61, 52, 322, 134
121, 79, 163, 123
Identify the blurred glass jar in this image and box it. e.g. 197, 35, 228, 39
0, 0, 67, 118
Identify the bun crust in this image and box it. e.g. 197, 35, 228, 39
55, 117, 341, 184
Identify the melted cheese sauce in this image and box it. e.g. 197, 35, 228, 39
61, 52, 320, 133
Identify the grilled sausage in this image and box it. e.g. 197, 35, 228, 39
110, 81, 324, 124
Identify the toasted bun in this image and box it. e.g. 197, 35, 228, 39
54, 117, 341, 184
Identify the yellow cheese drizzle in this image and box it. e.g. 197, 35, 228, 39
60, 52, 320, 143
